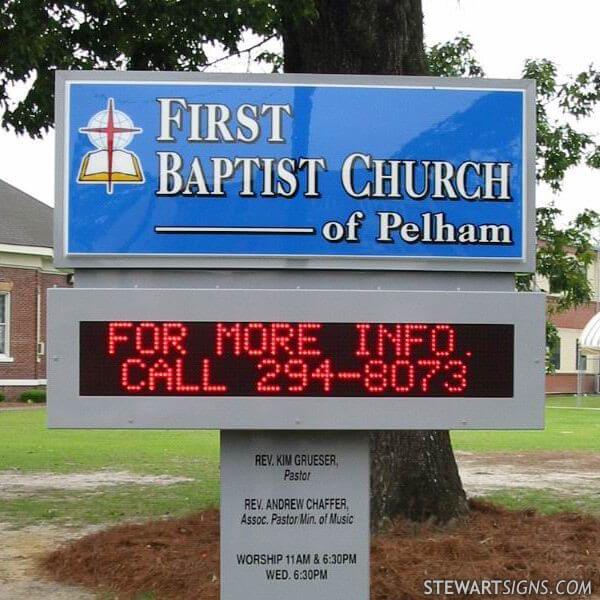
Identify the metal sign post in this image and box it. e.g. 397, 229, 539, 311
49, 72, 542, 600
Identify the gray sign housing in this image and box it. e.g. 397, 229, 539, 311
47, 287, 545, 430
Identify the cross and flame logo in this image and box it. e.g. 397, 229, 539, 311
78, 98, 144, 194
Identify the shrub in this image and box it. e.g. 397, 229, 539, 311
19, 389, 46, 404
0, 393, 5, 403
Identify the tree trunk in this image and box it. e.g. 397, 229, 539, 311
280, 0, 469, 530
281, 0, 426, 75
368, 431, 468, 529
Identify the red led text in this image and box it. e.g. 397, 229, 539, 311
92, 320, 483, 397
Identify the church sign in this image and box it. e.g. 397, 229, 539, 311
54, 72, 535, 272
50, 71, 544, 600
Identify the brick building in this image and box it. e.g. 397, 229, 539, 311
540, 248, 600, 394
0, 180, 70, 401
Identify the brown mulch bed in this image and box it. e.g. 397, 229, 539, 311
41, 501, 600, 599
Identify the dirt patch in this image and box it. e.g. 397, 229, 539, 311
0, 522, 97, 599
42, 501, 600, 600
0, 470, 193, 499
0, 402, 44, 410
456, 451, 600, 495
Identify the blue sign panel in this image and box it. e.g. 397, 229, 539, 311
56, 73, 533, 270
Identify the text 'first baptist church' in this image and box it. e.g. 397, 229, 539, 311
153, 98, 514, 246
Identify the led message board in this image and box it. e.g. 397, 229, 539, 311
54, 72, 535, 271
47, 288, 544, 430
79, 321, 514, 397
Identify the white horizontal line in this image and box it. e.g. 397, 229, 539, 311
0, 243, 53, 257
547, 406, 600, 411
154, 226, 316, 235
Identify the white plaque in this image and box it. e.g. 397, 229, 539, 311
220, 431, 370, 600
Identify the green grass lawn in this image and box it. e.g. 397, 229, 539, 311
452, 395, 600, 516
0, 410, 219, 527
474, 489, 600, 516
0, 397, 598, 527
452, 395, 600, 453
545, 394, 600, 409
0, 410, 219, 475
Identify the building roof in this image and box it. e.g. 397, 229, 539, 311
0, 179, 52, 248
580, 312, 600, 356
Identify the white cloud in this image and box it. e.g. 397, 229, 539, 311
423, 0, 600, 230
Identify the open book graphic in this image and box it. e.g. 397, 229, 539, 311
78, 149, 144, 182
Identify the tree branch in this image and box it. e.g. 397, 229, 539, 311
201, 34, 278, 71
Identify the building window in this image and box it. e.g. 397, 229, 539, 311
548, 277, 561, 295
549, 336, 561, 371
0, 292, 9, 358
576, 340, 587, 371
